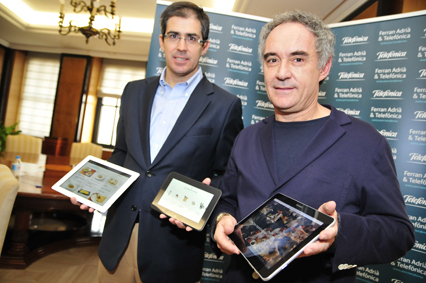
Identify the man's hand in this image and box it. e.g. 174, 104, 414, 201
213, 214, 239, 255
70, 197, 95, 213
299, 201, 339, 257
159, 213, 193, 231
159, 177, 212, 232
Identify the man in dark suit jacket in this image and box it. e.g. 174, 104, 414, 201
212, 10, 415, 282
73, 2, 243, 283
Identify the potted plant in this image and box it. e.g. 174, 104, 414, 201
0, 122, 21, 153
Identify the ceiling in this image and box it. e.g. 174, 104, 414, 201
0, 0, 370, 62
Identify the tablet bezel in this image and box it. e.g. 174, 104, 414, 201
151, 172, 222, 231
228, 193, 335, 281
51, 155, 140, 213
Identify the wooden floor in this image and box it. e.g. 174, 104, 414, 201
0, 245, 99, 283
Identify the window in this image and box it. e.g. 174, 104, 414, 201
18, 52, 60, 137
94, 59, 146, 147
95, 97, 120, 146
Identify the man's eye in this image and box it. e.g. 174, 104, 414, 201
169, 34, 178, 39
267, 58, 277, 63
294, 58, 303, 63
188, 36, 197, 42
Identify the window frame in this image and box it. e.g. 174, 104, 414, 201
92, 59, 146, 148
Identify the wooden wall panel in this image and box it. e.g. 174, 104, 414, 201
0, 46, 9, 122
4, 50, 26, 128
353, 2, 378, 21
51, 56, 88, 155
352, 0, 425, 21
377, 0, 403, 16
81, 57, 102, 143
403, 0, 426, 12
0, 47, 5, 86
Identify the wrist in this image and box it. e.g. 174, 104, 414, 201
216, 212, 232, 228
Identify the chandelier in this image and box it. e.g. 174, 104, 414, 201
58, 0, 122, 45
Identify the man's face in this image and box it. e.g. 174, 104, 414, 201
263, 22, 330, 120
159, 16, 209, 86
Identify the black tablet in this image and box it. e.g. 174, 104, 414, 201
151, 172, 222, 231
228, 193, 336, 281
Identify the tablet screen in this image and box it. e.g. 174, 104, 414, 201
151, 172, 222, 231
229, 193, 335, 281
157, 178, 214, 223
59, 159, 131, 206
52, 156, 140, 213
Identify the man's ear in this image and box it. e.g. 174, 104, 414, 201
201, 40, 210, 55
159, 34, 165, 52
319, 58, 332, 82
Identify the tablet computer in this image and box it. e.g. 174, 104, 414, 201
151, 172, 222, 231
52, 155, 140, 213
228, 193, 335, 281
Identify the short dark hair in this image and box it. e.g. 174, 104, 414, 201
160, 1, 210, 41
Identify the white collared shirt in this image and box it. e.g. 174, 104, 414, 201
149, 67, 203, 163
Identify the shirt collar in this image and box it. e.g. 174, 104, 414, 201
159, 67, 203, 88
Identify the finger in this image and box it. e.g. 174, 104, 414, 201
320, 201, 336, 215
169, 218, 186, 229
303, 240, 331, 256
202, 178, 211, 186
302, 242, 321, 257
318, 230, 333, 241
171, 218, 193, 231
80, 204, 95, 213
175, 220, 186, 229
214, 223, 239, 255
217, 236, 239, 255
159, 214, 168, 219
301, 245, 315, 257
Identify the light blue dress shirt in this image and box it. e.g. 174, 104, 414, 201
149, 67, 203, 163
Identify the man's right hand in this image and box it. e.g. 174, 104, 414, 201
70, 197, 95, 213
213, 214, 240, 255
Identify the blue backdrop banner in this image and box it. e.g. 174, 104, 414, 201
323, 11, 426, 283
146, 2, 426, 282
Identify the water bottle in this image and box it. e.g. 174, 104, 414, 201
11, 155, 22, 180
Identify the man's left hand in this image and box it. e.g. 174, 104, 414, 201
160, 214, 193, 231
299, 201, 338, 257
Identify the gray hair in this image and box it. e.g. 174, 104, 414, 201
258, 10, 335, 69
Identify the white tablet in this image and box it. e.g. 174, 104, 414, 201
52, 155, 140, 213
151, 172, 222, 231
228, 193, 335, 281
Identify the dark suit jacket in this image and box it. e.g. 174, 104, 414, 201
98, 75, 243, 283
213, 105, 414, 283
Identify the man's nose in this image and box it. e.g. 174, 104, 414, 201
176, 37, 188, 50
277, 61, 291, 80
